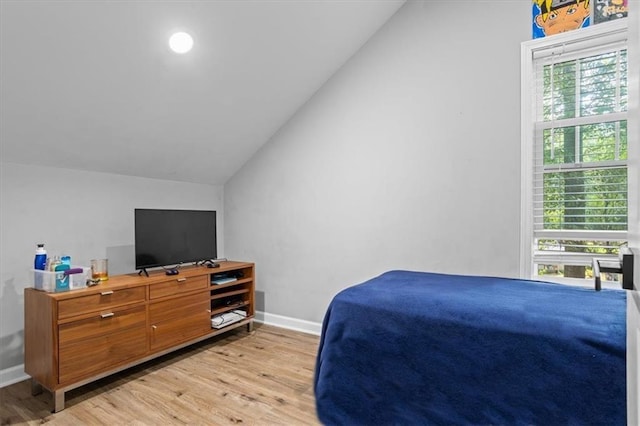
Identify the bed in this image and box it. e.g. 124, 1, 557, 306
314, 270, 626, 425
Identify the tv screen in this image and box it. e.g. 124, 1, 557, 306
134, 209, 217, 270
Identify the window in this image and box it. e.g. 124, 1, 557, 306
521, 21, 628, 285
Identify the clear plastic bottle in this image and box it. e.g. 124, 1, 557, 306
48, 255, 61, 271
34, 244, 47, 270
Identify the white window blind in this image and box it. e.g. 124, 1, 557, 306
528, 25, 628, 281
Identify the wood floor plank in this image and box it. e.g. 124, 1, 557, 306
0, 324, 321, 425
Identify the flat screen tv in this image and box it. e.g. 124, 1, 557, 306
134, 208, 217, 271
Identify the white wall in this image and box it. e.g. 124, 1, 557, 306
626, 1, 640, 423
0, 162, 223, 384
225, 1, 530, 324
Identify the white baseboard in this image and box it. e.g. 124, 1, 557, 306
0, 313, 320, 389
255, 311, 322, 336
0, 364, 28, 389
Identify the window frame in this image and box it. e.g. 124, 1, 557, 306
520, 19, 629, 285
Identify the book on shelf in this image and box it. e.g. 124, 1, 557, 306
211, 310, 246, 329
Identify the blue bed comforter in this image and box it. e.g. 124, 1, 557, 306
314, 270, 626, 425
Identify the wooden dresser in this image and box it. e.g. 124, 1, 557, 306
24, 261, 254, 412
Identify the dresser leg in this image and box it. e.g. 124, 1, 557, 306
53, 390, 65, 413
247, 320, 254, 332
30, 378, 42, 396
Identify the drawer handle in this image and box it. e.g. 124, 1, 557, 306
100, 291, 114, 296
177, 278, 187, 283
151, 325, 157, 329
100, 312, 114, 319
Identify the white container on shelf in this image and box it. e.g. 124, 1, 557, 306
32, 266, 90, 292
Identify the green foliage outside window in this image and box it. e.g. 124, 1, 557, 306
537, 49, 627, 277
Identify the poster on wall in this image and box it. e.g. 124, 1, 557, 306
593, 0, 628, 24
532, 0, 591, 39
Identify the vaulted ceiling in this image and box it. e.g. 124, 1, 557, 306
0, 0, 404, 184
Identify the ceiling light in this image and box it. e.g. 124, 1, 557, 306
169, 32, 193, 54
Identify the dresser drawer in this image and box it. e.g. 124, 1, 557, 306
58, 304, 147, 384
59, 304, 146, 345
149, 275, 208, 299
57, 287, 146, 320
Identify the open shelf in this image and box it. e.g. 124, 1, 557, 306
210, 301, 249, 317
211, 288, 249, 300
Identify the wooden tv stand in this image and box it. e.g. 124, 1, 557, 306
24, 260, 255, 412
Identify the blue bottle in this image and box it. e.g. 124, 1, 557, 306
34, 244, 47, 270
34, 243, 47, 289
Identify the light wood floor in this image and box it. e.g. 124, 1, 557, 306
0, 324, 322, 425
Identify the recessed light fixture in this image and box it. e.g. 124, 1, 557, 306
169, 31, 194, 54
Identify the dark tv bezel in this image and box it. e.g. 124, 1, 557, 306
134, 208, 217, 270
